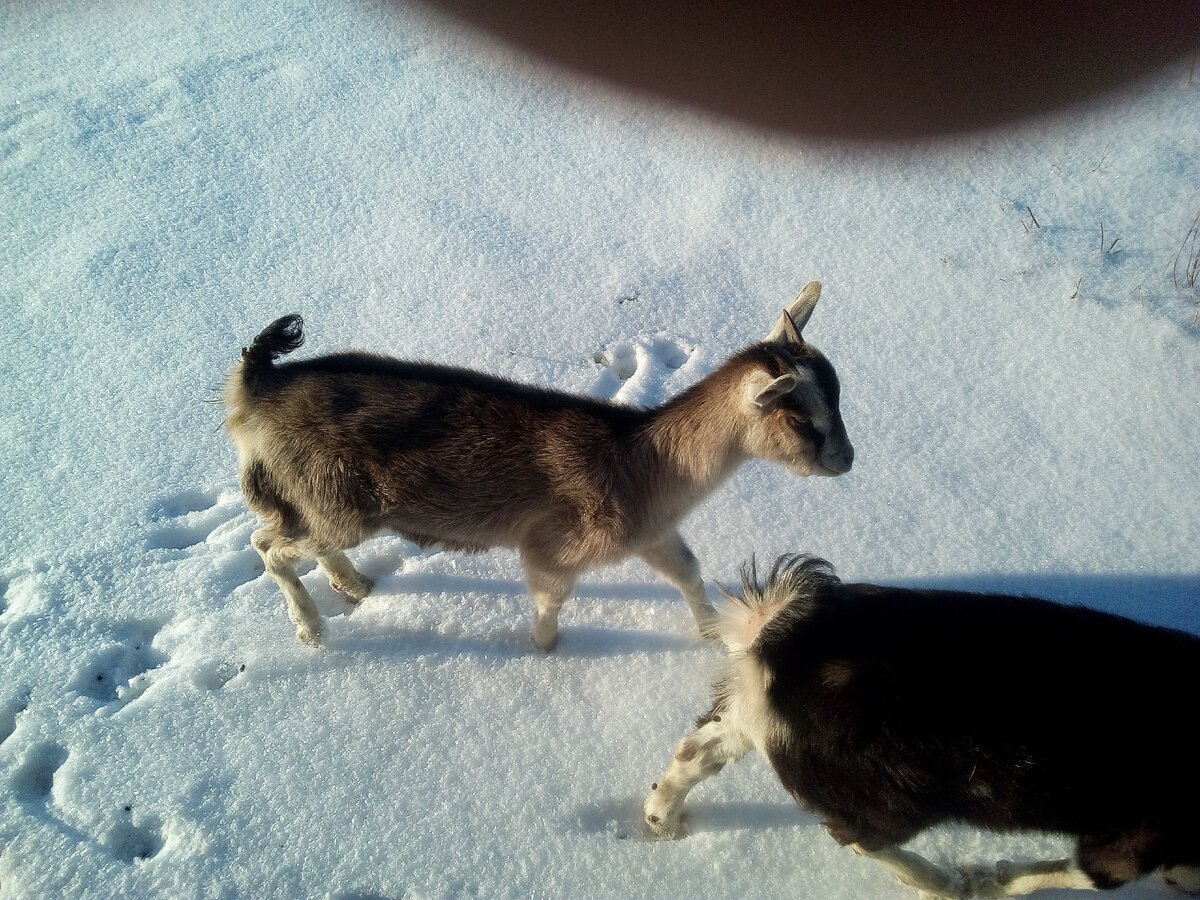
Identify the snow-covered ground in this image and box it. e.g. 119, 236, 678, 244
2, 2, 1198, 898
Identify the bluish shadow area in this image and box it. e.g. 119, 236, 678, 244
576, 794, 816, 840
886, 572, 1200, 635
329, 623, 698, 663
296, 568, 701, 663
378, 571, 681, 603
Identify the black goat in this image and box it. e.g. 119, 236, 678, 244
645, 555, 1200, 897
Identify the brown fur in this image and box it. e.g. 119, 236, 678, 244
223, 288, 852, 648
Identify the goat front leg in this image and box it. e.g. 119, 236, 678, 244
523, 564, 575, 652
644, 706, 751, 838
252, 528, 323, 646
318, 550, 373, 602
639, 532, 717, 638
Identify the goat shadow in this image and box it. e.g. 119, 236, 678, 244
576, 794, 817, 842
331, 622, 699, 663
364, 569, 683, 603
320, 570, 703, 662
888, 571, 1200, 636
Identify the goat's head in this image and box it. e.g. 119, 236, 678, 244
738, 282, 854, 477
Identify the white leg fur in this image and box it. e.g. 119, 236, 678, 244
252, 528, 323, 646
852, 845, 967, 898
639, 532, 716, 637
857, 849, 1099, 899
644, 716, 751, 838
1162, 866, 1200, 894
524, 566, 574, 652
960, 858, 1096, 897
318, 551, 373, 601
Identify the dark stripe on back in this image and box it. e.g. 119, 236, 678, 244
275, 352, 648, 427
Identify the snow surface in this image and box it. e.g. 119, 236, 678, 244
2, 2, 1198, 898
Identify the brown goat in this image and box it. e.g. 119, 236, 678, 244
223, 283, 853, 648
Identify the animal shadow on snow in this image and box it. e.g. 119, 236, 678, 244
577, 794, 814, 841
904, 572, 1200, 637
331, 571, 698, 660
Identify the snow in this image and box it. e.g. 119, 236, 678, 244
2, 1, 1198, 898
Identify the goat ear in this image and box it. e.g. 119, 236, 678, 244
767, 281, 822, 342
749, 373, 798, 410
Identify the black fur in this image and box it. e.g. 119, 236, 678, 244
241, 460, 305, 538
241, 314, 305, 395
746, 556, 1200, 887
276, 351, 647, 427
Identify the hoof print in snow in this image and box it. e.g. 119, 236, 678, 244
144, 490, 223, 550
0, 569, 44, 622
0, 689, 32, 746
593, 336, 695, 405
195, 660, 246, 691
11, 742, 67, 805
147, 489, 219, 520
602, 342, 638, 381
145, 489, 263, 588
103, 809, 165, 863
213, 546, 265, 587
71, 624, 167, 709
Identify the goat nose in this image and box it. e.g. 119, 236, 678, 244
826, 444, 854, 473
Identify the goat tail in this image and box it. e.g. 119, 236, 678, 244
239, 314, 304, 394
714, 553, 839, 654
243, 314, 304, 369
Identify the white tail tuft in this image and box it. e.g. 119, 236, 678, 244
714, 555, 840, 654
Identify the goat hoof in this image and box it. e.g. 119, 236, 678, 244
643, 794, 685, 839
532, 632, 558, 652
296, 625, 323, 647
644, 812, 683, 839
332, 576, 373, 602
531, 620, 559, 652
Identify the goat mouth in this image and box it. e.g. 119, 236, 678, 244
813, 461, 851, 477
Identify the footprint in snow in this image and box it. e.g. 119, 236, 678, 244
0, 567, 47, 624
101, 806, 166, 863
70, 621, 168, 711
145, 489, 264, 587
145, 489, 230, 551
9, 740, 168, 864
11, 742, 68, 805
0, 688, 32, 747
592, 335, 695, 407
194, 659, 247, 692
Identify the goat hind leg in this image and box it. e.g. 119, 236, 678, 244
318, 550, 373, 602
639, 531, 716, 637
523, 565, 574, 652
1163, 866, 1200, 894
253, 528, 324, 646
850, 845, 968, 899
959, 858, 1095, 897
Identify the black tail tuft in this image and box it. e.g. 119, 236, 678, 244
241, 314, 304, 393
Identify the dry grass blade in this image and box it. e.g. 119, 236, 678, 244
1170, 210, 1200, 290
